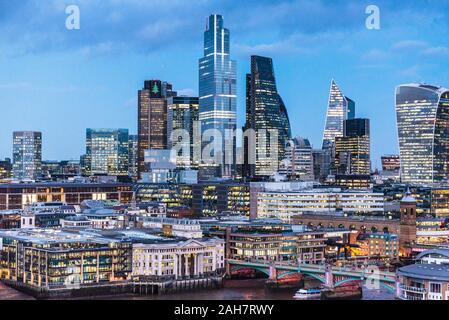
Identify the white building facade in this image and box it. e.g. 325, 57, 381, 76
132, 238, 225, 279
257, 189, 384, 223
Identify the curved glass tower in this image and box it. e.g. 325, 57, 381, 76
199, 14, 237, 179
245, 55, 292, 178
396, 84, 449, 184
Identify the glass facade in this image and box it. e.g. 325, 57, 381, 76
167, 96, 200, 169
85, 129, 129, 176
396, 84, 449, 184
322, 80, 353, 149
245, 55, 292, 178
12, 131, 42, 180
128, 135, 139, 180
0, 230, 132, 288
335, 119, 371, 175
199, 14, 237, 179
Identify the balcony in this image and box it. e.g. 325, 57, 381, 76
399, 284, 427, 300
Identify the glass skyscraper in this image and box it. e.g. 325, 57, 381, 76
84, 129, 129, 176
167, 96, 200, 170
199, 14, 237, 179
12, 131, 42, 180
245, 55, 291, 178
396, 83, 449, 184
335, 118, 371, 175
322, 80, 355, 149
128, 134, 139, 180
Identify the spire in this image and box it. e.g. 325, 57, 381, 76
401, 187, 416, 203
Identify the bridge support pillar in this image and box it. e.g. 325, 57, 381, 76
269, 265, 277, 281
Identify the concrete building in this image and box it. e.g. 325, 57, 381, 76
255, 188, 384, 223
137, 217, 203, 239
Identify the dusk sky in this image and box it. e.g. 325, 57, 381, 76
1, 0, 449, 169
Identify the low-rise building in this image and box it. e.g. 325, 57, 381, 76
137, 217, 203, 239
0, 229, 132, 289
398, 249, 449, 300
256, 188, 384, 223
0, 182, 133, 210
132, 238, 225, 279
356, 233, 399, 259
201, 218, 326, 264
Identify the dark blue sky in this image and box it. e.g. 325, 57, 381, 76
1, 0, 449, 169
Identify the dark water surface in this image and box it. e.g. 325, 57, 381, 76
0, 281, 394, 301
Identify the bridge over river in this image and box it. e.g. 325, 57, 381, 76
228, 259, 397, 292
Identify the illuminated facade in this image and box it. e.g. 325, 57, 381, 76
431, 188, 449, 217
133, 238, 225, 279
199, 14, 237, 179
256, 189, 384, 223
356, 233, 398, 259
396, 83, 449, 184
167, 96, 200, 169
0, 182, 133, 210
205, 222, 326, 264
128, 135, 139, 180
84, 129, 129, 176
0, 229, 132, 289
12, 131, 42, 180
245, 55, 292, 178
322, 80, 354, 149
0, 158, 12, 180
335, 119, 371, 175
334, 174, 371, 190
134, 182, 250, 217
138, 80, 176, 179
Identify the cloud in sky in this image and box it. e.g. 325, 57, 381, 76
1, 0, 449, 165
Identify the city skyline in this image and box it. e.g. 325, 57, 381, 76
1, 1, 449, 170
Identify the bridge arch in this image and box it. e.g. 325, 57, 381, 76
277, 270, 300, 280
231, 266, 270, 277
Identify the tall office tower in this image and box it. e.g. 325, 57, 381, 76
244, 55, 292, 179
279, 137, 314, 181
84, 129, 129, 176
322, 80, 354, 149
312, 149, 327, 182
199, 14, 237, 180
334, 118, 371, 175
128, 135, 139, 180
138, 80, 176, 179
12, 131, 42, 180
167, 96, 200, 169
396, 84, 449, 184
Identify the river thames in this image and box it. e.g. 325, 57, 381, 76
0, 280, 394, 300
